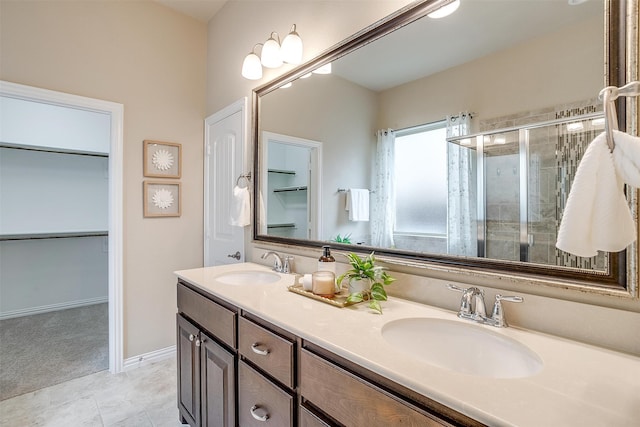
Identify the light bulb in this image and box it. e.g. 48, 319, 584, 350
281, 24, 303, 64
428, 0, 460, 19
312, 63, 332, 75
261, 32, 282, 68
242, 52, 262, 80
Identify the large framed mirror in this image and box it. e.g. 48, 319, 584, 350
253, 0, 636, 294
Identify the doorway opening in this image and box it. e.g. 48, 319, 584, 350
0, 81, 124, 399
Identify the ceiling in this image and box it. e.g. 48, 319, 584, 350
333, 0, 603, 92
155, 0, 228, 22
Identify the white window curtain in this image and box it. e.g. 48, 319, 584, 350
446, 112, 477, 256
371, 129, 396, 248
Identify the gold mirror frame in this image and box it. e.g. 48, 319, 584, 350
252, 0, 639, 298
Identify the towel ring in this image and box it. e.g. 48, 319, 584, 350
598, 81, 640, 153
236, 172, 251, 187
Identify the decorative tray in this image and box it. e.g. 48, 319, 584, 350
287, 284, 356, 308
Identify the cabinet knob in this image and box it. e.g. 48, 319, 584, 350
196, 337, 205, 347
251, 343, 270, 356
188, 334, 195, 342
250, 405, 269, 422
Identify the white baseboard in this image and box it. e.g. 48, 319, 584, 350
0, 296, 108, 320
123, 345, 176, 371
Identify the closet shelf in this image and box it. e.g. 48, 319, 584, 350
0, 231, 108, 241
273, 186, 308, 193
267, 223, 296, 229
268, 168, 296, 175
1, 143, 109, 157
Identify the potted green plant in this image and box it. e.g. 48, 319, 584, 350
331, 233, 352, 244
337, 252, 396, 314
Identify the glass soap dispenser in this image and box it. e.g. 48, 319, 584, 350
317, 245, 336, 275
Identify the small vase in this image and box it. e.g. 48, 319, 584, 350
348, 277, 370, 294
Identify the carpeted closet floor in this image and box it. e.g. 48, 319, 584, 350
0, 303, 108, 401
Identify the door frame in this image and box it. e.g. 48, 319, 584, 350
260, 131, 323, 240
204, 98, 248, 265
0, 80, 124, 373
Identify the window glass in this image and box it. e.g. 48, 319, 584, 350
395, 124, 447, 235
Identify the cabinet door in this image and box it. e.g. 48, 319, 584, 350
177, 314, 200, 426
200, 333, 236, 427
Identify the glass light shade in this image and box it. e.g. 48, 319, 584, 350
281, 27, 303, 64
261, 35, 282, 68
242, 52, 262, 80
312, 63, 332, 74
428, 0, 460, 18
281, 82, 292, 89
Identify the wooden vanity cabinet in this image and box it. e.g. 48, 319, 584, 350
177, 282, 237, 427
299, 344, 485, 427
176, 279, 483, 427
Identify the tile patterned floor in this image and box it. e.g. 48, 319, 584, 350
0, 356, 185, 426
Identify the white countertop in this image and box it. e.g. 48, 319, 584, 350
175, 263, 640, 427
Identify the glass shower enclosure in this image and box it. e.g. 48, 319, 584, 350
448, 112, 606, 271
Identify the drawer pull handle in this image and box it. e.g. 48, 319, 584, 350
251, 343, 270, 356
250, 405, 269, 422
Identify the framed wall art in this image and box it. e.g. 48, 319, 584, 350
143, 181, 181, 217
143, 140, 181, 178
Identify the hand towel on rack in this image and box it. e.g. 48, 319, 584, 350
230, 185, 250, 227
345, 188, 370, 221
611, 130, 640, 187
556, 131, 637, 257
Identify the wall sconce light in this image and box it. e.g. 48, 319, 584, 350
428, 0, 461, 19
242, 25, 304, 80
281, 24, 303, 65
261, 32, 283, 68
241, 44, 263, 80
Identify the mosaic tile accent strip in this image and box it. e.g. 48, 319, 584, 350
554, 104, 608, 271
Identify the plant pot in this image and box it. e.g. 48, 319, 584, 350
348, 277, 370, 294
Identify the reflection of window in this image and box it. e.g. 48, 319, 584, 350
394, 121, 447, 235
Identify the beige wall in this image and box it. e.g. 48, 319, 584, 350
261, 75, 377, 242
378, 16, 604, 129
0, 1, 206, 358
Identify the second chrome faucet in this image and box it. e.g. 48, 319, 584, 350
447, 284, 522, 328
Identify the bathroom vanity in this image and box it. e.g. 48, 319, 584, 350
175, 263, 640, 427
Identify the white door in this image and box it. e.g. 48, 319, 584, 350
204, 99, 247, 266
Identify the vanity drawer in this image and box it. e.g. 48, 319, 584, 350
300, 349, 447, 427
300, 405, 333, 427
238, 316, 295, 388
177, 282, 236, 348
238, 360, 294, 427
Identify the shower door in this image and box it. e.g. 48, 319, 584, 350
478, 113, 606, 268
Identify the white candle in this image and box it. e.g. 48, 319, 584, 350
312, 271, 335, 297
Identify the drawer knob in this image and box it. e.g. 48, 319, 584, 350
188, 334, 195, 342
251, 343, 270, 356
196, 337, 205, 347
250, 405, 269, 422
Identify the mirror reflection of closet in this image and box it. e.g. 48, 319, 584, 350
261, 132, 321, 240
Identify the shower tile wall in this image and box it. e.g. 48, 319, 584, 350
554, 104, 608, 271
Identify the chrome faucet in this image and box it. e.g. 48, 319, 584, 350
447, 284, 522, 328
447, 284, 486, 322
261, 251, 284, 272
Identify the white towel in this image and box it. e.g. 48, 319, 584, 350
345, 189, 370, 221
556, 130, 638, 257
230, 185, 250, 227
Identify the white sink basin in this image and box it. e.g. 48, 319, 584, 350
215, 270, 281, 285
381, 318, 543, 378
